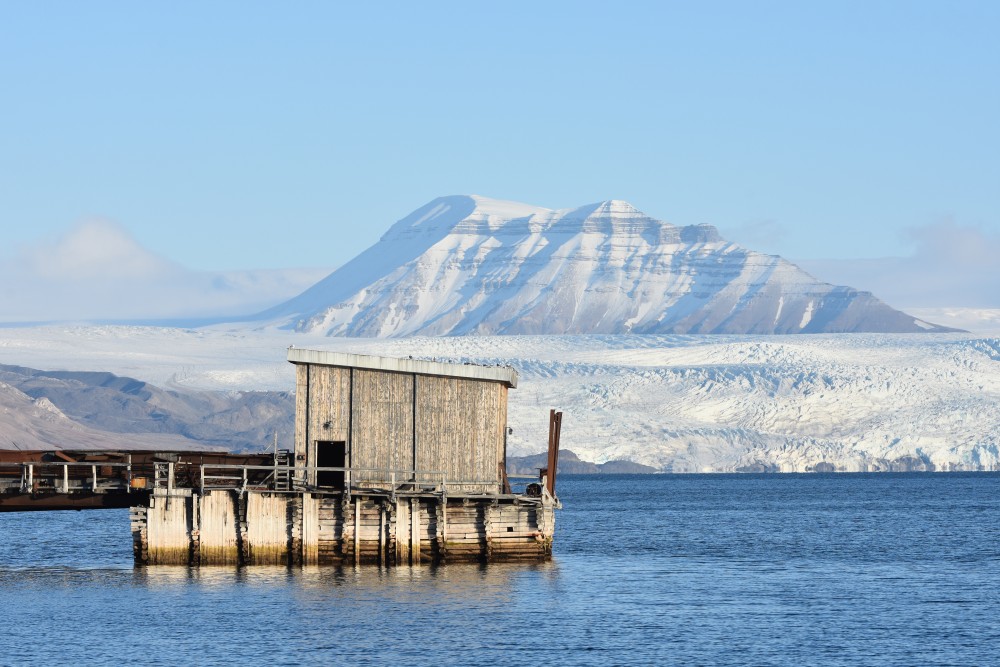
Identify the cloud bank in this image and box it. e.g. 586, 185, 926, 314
1, 218, 997, 327
0, 220, 330, 323
797, 219, 1000, 311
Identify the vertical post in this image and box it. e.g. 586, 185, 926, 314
200, 465, 205, 493
553, 412, 562, 492
191, 491, 201, 566
126, 454, 132, 491
353, 497, 361, 565
167, 462, 175, 494
26, 464, 33, 492
91, 465, 98, 492
545, 410, 563, 497
347, 367, 354, 493
396, 499, 409, 565
412, 374, 418, 486
411, 497, 420, 564
441, 499, 448, 553
63, 464, 69, 493
379, 504, 386, 566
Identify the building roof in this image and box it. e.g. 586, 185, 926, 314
286, 348, 518, 388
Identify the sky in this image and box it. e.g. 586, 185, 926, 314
1, 1, 998, 321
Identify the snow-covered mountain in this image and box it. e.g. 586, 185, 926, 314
250, 195, 953, 336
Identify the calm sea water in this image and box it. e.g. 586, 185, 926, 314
1, 474, 998, 666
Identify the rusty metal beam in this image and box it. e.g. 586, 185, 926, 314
0, 491, 145, 512
545, 410, 563, 496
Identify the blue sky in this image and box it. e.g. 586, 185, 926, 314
1, 1, 998, 319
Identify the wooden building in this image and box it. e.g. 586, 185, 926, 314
128, 349, 562, 566
289, 349, 516, 495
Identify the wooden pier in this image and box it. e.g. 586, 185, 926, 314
0, 350, 563, 566
131, 461, 557, 566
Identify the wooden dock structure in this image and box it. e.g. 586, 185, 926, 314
0, 350, 563, 566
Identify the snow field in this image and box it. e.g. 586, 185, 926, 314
0, 326, 997, 472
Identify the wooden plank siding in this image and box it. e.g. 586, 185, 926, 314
350, 369, 414, 485
415, 376, 504, 493
303, 365, 351, 485
293, 363, 308, 465
295, 358, 508, 494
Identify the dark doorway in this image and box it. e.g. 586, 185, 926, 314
316, 440, 346, 489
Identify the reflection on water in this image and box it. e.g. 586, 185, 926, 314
130, 560, 558, 602
2, 474, 999, 666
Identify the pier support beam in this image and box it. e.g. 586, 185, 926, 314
132, 490, 553, 567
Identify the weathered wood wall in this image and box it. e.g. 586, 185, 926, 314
134, 490, 552, 566
415, 376, 505, 493
295, 363, 508, 492
297, 365, 351, 486
294, 364, 308, 465
198, 491, 240, 565
143, 494, 191, 565
246, 493, 292, 565
350, 370, 414, 484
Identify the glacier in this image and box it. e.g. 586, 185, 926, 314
1, 325, 997, 472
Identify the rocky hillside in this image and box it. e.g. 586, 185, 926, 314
0, 364, 293, 452
0, 377, 212, 452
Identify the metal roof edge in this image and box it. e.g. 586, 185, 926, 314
286, 348, 518, 388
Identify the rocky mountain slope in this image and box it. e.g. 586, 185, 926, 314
0, 377, 212, 452
506, 449, 657, 475
0, 364, 293, 452
250, 195, 953, 336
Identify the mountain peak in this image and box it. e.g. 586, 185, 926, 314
466, 194, 551, 219
592, 199, 644, 214
248, 195, 957, 336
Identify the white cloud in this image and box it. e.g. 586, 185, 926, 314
0, 221, 330, 323
797, 219, 1000, 311
3, 216, 994, 326
21, 219, 176, 280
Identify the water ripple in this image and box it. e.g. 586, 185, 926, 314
1, 473, 998, 666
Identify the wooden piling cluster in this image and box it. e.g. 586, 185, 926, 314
132, 488, 554, 566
